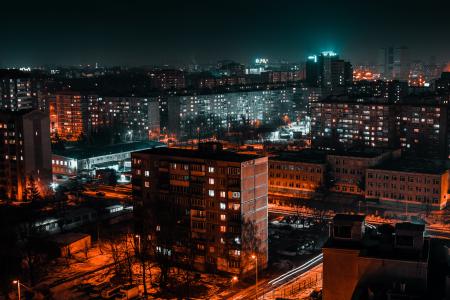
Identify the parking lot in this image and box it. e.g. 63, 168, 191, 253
266, 212, 329, 276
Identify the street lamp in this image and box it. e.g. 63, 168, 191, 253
251, 254, 258, 299
135, 234, 141, 254
12, 280, 30, 300
231, 275, 238, 287
13, 280, 20, 300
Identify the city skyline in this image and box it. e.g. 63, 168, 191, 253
2, 0, 450, 67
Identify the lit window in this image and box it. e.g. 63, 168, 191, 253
220, 226, 226, 233
220, 191, 226, 198
208, 190, 215, 197
220, 214, 226, 221
208, 166, 215, 173
145, 181, 150, 188
220, 202, 226, 210
156, 225, 160, 231
209, 178, 215, 185
145, 170, 150, 177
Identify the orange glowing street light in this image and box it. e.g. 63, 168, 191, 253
251, 254, 258, 299
12, 280, 30, 300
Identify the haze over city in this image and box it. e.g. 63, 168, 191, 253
2, 0, 450, 66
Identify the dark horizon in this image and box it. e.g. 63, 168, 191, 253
2, 0, 450, 67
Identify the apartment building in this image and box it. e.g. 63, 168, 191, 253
131, 143, 268, 275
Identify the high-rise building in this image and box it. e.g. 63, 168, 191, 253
102, 97, 161, 140
0, 70, 37, 111
49, 93, 161, 142
378, 46, 410, 80
168, 87, 303, 140
48, 91, 100, 141
348, 80, 408, 102
305, 52, 352, 94
149, 69, 186, 90
305, 55, 320, 86
0, 109, 52, 201
311, 96, 448, 158
131, 143, 268, 275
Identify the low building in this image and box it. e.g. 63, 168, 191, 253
327, 148, 401, 196
323, 214, 431, 300
48, 233, 91, 257
366, 158, 449, 210
268, 150, 327, 199
52, 141, 165, 179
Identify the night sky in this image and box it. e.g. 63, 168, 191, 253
2, 0, 450, 67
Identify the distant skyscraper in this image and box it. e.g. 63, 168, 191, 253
305, 51, 352, 94
305, 55, 320, 86
0, 109, 52, 201
378, 46, 410, 80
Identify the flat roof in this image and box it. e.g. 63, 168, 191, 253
134, 147, 263, 163
396, 222, 426, 231
324, 218, 430, 262
329, 147, 394, 158
369, 158, 450, 175
317, 94, 445, 106
53, 141, 166, 160
49, 232, 90, 245
269, 149, 327, 164
333, 214, 366, 222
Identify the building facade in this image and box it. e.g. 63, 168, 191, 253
311, 96, 448, 158
48, 93, 161, 142
48, 91, 99, 141
0, 110, 52, 201
0, 70, 37, 111
131, 143, 268, 275
327, 148, 401, 196
168, 87, 308, 140
268, 151, 326, 199
366, 159, 449, 210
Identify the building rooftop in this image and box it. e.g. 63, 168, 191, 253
269, 149, 327, 164
318, 94, 445, 106
134, 146, 263, 163
48, 232, 90, 246
329, 147, 395, 158
396, 222, 426, 231
324, 217, 429, 262
370, 158, 450, 175
333, 214, 366, 222
0, 69, 31, 79
53, 141, 166, 160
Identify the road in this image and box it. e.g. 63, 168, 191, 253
269, 205, 450, 240
83, 183, 132, 201
229, 254, 323, 300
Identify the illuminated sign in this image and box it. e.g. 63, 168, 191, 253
307, 55, 318, 63
255, 58, 268, 65
321, 51, 337, 57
